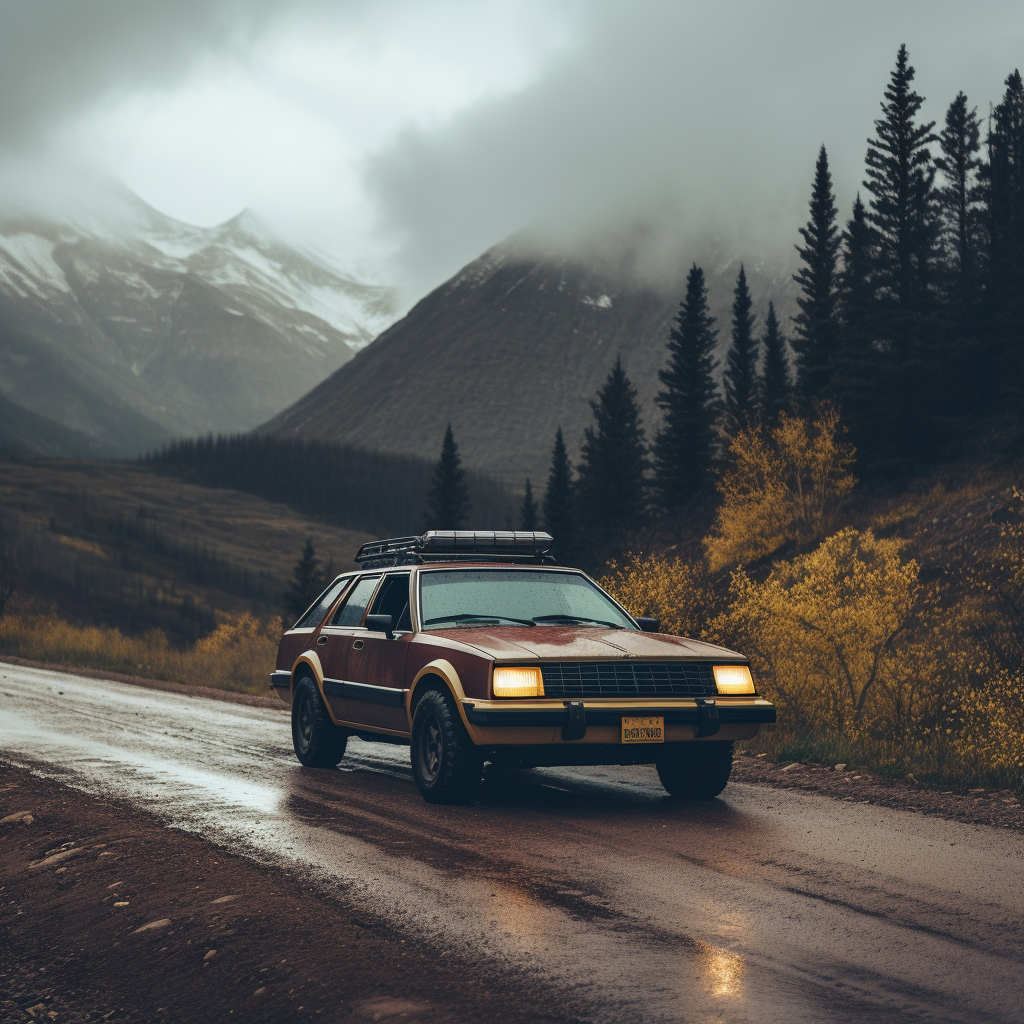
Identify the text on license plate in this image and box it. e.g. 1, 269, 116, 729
621, 716, 664, 743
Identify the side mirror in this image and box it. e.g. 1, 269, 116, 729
365, 613, 394, 639
636, 617, 660, 633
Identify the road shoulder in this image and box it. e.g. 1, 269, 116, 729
732, 751, 1024, 833
0, 766, 573, 1024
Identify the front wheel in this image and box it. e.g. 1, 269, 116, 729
656, 742, 733, 799
411, 689, 483, 804
291, 676, 348, 768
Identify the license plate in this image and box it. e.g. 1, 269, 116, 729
621, 716, 664, 743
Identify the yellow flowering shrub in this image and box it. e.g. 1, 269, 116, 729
705, 407, 856, 570
600, 553, 717, 638
714, 528, 920, 735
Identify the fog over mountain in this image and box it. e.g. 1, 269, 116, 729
1, 2, 1022, 462
2, 3, 1021, 308
0, 178, 394, 455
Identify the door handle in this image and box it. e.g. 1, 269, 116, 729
316, 635, 328, 646
351, 639, 364, 651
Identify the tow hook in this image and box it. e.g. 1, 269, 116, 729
695, 697, 720, 738
562, 701, 586, 740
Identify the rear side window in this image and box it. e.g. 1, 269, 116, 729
331, 575, 381, 627
368, 574, 412, 632
294, 578, 349, 628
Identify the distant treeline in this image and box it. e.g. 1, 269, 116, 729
144, 433, 515, 538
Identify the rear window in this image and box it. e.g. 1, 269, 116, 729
331, 575, 381, 627
294, 578, 349, 628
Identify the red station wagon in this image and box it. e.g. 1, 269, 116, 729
272, 531, 776, 804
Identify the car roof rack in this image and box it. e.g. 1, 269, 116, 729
354, 530, 556, 568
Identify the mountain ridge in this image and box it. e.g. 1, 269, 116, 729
0, 182, 397, 456
263, 234, 796, 484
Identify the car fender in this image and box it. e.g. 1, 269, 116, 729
408, 659, 473, 732
291, 651, 325, 695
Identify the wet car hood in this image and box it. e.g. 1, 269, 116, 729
424, 626, 745, 662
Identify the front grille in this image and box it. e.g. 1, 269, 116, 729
539, 661, 716, 700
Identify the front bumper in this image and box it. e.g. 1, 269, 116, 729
461, 697, 775, 745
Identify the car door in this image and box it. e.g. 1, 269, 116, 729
316, 574, 381, 723
344, 572, 413, 733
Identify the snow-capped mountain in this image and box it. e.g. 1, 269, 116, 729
0, 182, 396, 456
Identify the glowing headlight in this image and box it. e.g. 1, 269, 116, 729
713, 664, 755, 695
492, 666, 545, 698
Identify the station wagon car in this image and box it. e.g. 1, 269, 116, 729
271, 531, 776, 804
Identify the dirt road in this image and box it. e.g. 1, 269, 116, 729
2, 662, 1023, 1023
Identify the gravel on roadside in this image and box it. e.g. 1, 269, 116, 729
731, 751, 1024, 832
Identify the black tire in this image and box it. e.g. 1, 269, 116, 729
656, 742, 734, 799
411, 688, 483, 804
291, 675, 348, 768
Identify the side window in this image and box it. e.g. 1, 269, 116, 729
294, 578, 349, 629
331, 575, 381, 627
368, 574, 412, 632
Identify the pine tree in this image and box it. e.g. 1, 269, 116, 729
759, 302, 791, 424
519, 479, 538, 530
793, 145, 841, 407
936, 91, 985, 306
577, 358, 647, 561
654, 264, 720, 510
723, 265, 758, 430
542, 428, 577, 564
988, 69, 1024, 390
833, 195, 879, 441
424, 424, 472, 529
863, 45, 938, 325
284, 538, 324, 619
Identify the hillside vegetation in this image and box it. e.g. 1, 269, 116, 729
0, 458, 371, 690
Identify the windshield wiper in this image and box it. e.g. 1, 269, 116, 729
423, 613, 536, 627
532, 614, 625, 629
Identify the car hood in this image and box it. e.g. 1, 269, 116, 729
425, 626, 745, 662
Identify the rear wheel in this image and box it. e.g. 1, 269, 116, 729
291, 675, 348, 768
411, 689, 483, 804
656, 742, 733, 799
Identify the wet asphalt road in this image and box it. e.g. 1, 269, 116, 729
2, 662, 1022, 1024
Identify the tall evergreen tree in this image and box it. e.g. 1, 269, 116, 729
284, 538, 324, 620
519, 478, 538, 530
863, 44, 938, 325
723, 265, 758, 430
424, 424, 472, 529
543, 428, 577, 563
936, 91, 985, 306
577, 358, 647, 559
988, 69, 1024, 390
834, 195, 879, 445
792, 145, 841, 407
654, 264, 720, 510
759, 301, 791, 424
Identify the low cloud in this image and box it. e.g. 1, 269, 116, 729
368, 0, 1024, 300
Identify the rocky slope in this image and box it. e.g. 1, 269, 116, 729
263, 235, 795, 485
0, 184, 396, 456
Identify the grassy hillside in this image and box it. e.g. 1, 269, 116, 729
0, 457, 372, 645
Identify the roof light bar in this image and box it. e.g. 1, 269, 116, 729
355, 531, 555, 567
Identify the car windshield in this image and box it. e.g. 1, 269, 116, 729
419, 569, 638, 630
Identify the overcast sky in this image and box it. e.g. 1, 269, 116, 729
1, 0, 1022, 305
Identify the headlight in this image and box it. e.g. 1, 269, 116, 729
492, 666, 545, 698
713, 664, 754, 695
